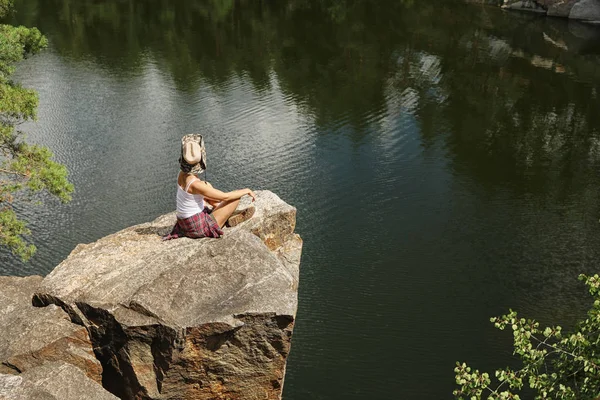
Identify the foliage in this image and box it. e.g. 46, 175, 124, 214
455, 274, 600, 400
0, 0, 73, 260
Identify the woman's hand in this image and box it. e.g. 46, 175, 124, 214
206, 198, 221, 208
246, 189, 256, 202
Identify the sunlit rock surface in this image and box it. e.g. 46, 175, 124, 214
0, 362, 118, 400
34, 190, 302, 400
0, 276, 102, 382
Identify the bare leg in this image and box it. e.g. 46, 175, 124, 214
211, 199, 240, 228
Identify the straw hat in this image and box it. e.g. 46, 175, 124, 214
179, 134, 206, 174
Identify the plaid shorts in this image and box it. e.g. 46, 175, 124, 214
162, 207, 223, 241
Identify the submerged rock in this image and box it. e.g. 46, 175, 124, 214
0, 276, 101, 382
0, 362, 118, 400
33, 190, 302, 400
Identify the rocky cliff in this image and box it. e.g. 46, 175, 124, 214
1, 190, 302, 400
499, 0, 600, 20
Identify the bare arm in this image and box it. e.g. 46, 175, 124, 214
190, 181, 255, 202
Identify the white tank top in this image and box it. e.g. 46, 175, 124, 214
176, 177, 205, 218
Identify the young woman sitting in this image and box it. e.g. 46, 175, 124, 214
162, 134, 256, 240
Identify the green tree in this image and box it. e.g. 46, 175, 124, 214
0, 0, 73, 261
454, 274, 600, 400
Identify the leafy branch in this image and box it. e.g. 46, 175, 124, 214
455, 274, 600, 400
0, 0, 73, 260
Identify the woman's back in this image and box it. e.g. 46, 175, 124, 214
176, 177, 204, 218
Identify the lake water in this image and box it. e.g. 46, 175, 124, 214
4, 1, 600, 398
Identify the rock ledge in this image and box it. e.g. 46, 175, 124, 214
2, 190, 301, 400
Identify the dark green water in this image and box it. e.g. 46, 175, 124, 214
4, 1, 600, 398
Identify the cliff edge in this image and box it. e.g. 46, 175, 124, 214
1, 190, 301, 400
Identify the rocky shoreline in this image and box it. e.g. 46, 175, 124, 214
486, 0, 600, 21
0, 190, 302, 400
